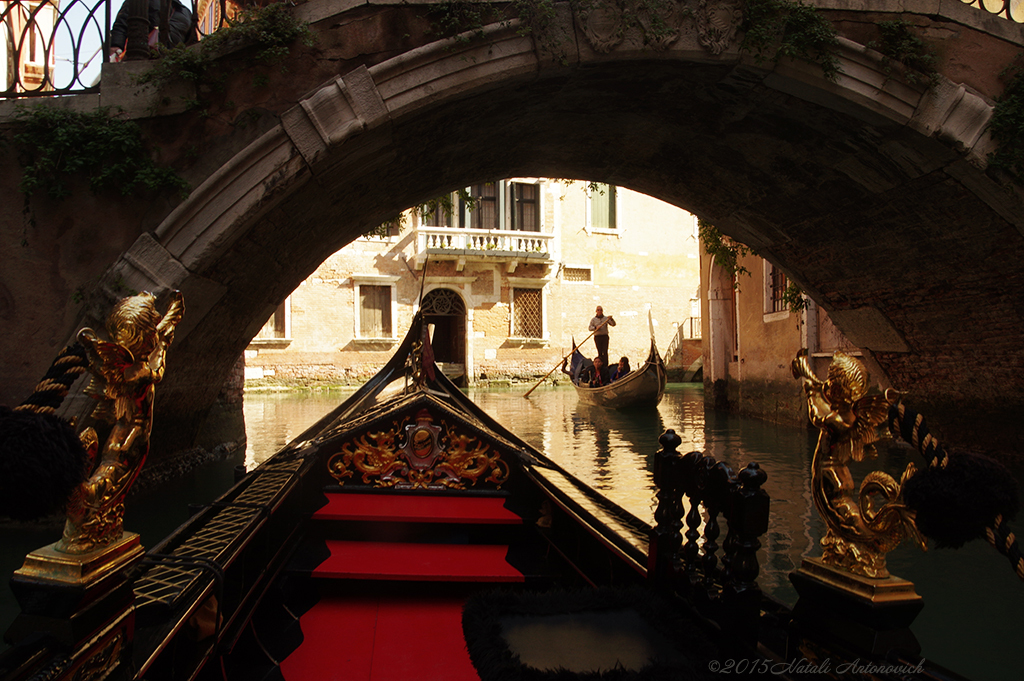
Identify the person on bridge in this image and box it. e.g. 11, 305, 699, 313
588, 305, 615, 366
109, 0, 194, 60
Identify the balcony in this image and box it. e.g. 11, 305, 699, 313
412, 227, 555, 273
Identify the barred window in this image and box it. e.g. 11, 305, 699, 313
512, 288, 543, 338
769, 265, 788, 313
563, 267, 592, 282
360, 285, 392, 337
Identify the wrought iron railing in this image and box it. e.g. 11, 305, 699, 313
961, 0, 1024, 22
1, 0, 228, 99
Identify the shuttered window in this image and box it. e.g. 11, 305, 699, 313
360, 285, 392, 337
590, 184, 616, 230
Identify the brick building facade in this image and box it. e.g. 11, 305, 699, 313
245, 180, 703, 385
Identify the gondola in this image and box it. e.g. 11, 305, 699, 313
568, 312, 667, 410
0, 309, 968, 681
569, 338, 667, 410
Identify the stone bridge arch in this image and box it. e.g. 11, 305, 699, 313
3, 0, 1023, 457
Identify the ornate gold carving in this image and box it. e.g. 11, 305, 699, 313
327, 409, 509, 489
57, 292, 184, 555
15, 531, 143, 585
695, 0, 743, 55
793, 350, 924, 578
73, 631, 124, 681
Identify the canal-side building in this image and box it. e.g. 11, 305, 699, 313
701, 245, 880, 425
245, 179, 704, 385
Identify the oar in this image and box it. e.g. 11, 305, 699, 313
523, 317, 611, 398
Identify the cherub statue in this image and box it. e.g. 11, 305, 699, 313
792, 349, 924, 578
56, 291, 183, 554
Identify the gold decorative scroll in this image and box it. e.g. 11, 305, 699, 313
328, 409, 509, 490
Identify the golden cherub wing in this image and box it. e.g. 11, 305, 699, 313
848, 393, 892, 460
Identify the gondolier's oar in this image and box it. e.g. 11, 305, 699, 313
523, 317, 611, 398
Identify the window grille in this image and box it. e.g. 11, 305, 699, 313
563, 267, 592, 282
511, 183, 539, 232
513, 288, 543, 338
770, 265, 788, 313
360, 285, 392, 337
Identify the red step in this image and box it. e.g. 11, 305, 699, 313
314, 493, 522, 525
280, 593, 480, 681
313, 540, 526, 582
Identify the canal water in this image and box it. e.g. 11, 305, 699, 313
2, 383, 1021, 679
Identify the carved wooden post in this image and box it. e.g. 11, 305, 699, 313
680, 450, 705, 590
701, 460, 733, 599
648, 429, 684, 587
723, 462, 770, 644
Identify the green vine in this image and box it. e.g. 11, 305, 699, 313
137, 3, 316, 94
741, 0, 841, 82
367, 188, 479, 238
988, 58, 1024, 181
698, 219, 752, 287
781, 280, 809, 311
867, 19, 938, 87
11, 105, 188, 200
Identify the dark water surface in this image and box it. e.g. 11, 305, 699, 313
2, 384, 1021, 679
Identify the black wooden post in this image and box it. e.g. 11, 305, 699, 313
722, 462, 770, 644
648, 429, 684, 587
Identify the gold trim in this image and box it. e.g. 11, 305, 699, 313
797, 557, 922, 605
14, 532, 143, 586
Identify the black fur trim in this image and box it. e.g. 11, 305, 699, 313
0, 406, 87, 521
904, 451, 1020, 548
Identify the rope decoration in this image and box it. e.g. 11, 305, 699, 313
14, 342, 89, 415
889, 402, 1024, 581
988, 515, 1024, 581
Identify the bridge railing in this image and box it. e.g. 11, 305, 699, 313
1, 0, 229, 99
961, 0, 1024, 22
2, 0, 1022, 100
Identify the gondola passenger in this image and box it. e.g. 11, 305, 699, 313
611, 356, 630, 381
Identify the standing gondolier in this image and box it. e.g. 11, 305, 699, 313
588, 305, 615, 366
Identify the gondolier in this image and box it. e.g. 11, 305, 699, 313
589, 305, 616, 365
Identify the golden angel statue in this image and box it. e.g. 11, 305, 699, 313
792, 349, 924, 578
56, 291, 184, 554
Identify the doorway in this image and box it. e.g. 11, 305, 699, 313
421, 288, 467, 386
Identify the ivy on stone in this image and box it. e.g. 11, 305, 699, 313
137, 3, 316, 92
12, 105, 188, 200
741, 0, 841, 81
868, 19, 938, 87
698, 219, 752, 286
988, 58, 1024, 182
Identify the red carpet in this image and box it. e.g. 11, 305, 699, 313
313, 540, 526, 582
315, 494, 522, 525
280, 593, 480, 681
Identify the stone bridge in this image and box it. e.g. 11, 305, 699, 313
2, 0, 1023, 459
